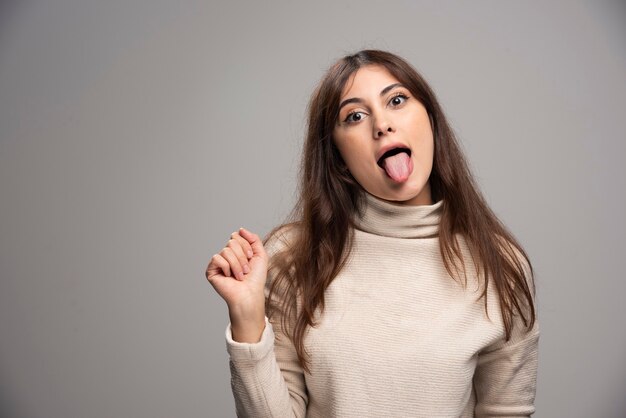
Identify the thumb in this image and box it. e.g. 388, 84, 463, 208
238, 227, 267, 258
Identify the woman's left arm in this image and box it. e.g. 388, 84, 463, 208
473, 245, 540, 417
472, 319, 540, 417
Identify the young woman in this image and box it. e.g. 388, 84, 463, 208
206, 49, 539, 417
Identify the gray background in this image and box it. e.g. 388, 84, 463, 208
1, 0, 624, 417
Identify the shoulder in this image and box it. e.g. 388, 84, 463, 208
263, 222, 301, 259
494, 233, 537, 308
262, 223, 302, 317
262, 223, 302, 297
495, 234, 533, 275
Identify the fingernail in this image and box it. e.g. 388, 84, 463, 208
236, 271, 243, 280
247, 250, 253, 258
243, 264, 250, 274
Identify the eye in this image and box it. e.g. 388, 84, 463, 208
344, 111, 366, 124
389, 92, 409, 107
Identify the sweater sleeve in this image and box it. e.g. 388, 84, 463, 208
224, 228, 308, 418
473, 244, 540, 417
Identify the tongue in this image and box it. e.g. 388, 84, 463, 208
381, 152, 412, 182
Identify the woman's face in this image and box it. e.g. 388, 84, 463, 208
332, 64, 434, 206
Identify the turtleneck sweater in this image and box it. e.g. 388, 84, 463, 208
224, 192, 539, 417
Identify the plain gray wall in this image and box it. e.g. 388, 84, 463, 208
1, 1, 624, 417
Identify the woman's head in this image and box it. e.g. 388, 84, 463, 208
332, 64, 434, 205
302, 49, 446, 211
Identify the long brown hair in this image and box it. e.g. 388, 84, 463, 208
263, 49, 536, 374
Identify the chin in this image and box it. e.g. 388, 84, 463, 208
364, 173, 428, 200
397, 180, 430, 202
379, 188, 424, 202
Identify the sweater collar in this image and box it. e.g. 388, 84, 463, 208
353, 192, 444, 239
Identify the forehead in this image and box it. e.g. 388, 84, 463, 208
340, 64, 400, 99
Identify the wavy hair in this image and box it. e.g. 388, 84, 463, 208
263, 49, 536, 374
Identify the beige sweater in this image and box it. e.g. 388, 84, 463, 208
225, 192, 540, 417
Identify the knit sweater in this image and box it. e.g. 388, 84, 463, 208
224, 192, 540, 417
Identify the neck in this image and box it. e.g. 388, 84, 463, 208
353, 192, 444, 239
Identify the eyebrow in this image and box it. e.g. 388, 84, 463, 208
338, 82, 405, 113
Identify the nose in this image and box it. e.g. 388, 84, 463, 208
373, 115, 395, 139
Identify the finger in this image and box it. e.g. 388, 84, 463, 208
221, 247, 245, 281
231, 231, 254, 259
206, 253, 231, 281
227, 235, 251, 274
238, 227, 266, 258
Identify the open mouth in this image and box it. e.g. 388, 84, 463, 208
377, 147, 412, 168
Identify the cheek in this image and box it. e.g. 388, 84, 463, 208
335, 136, 368, 167
412, 121, 434, 153
344, 151, 369, 174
